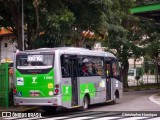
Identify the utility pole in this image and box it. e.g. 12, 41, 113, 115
21, 0, 24, 51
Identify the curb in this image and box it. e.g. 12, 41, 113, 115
123, 88, 160, 92
149, 94, 160, 105
0, 106, 40, 112
20, 106, 40, 112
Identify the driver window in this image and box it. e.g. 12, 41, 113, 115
112, 61, 120, 77
61, 55, 70, 77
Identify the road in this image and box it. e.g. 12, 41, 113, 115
1, 90, 160, 120
89, 89, 160, 111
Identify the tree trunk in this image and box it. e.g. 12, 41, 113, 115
122, 59, 129, 88
17, 0, 23, 51
26, 15, 32, 50
33, 0, 39, 49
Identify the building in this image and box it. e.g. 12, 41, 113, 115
0, 27, 17, 63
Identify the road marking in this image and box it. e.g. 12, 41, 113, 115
149, 94, 160, 105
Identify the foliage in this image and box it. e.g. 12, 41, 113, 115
0, 0, 159, 88
100, 0, 146, 88
136, 67, 144, 77
63, 0, 112, 47
136, 0, 160, 6
35, 0, 75, 48
0, 0, 75, 49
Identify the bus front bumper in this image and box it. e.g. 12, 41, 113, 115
14, 97, 62, 106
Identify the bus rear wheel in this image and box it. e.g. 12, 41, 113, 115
111, 94, 116, 104
80, 96, 89, 111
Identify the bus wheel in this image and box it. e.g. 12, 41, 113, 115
112, 94, 116, 104
41, 106, 57, 113
81, 96, 89, 111
79, 96, 89, 111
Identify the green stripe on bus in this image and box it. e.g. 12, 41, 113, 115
16, 70, 54, 97
62, 85, 72, 101
80, 83, 96, 99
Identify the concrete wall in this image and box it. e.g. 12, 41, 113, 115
0, 36, 17, 63
128, 57, 144, 68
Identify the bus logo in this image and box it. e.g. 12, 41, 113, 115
32, 77, 37, 84
17, 78, 24, 86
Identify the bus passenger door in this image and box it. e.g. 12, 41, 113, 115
69, 56, 78, 106
105, 61, 112, 100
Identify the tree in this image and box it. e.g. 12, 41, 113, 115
136, 0, 160, 84
0, 0, 75, 49
136, 0, 160, 6
33, 0, 75, 48
101, 0, 145, 88
63, 0, 111, 47
0, 0, 22, 50
143, 23, 160, 84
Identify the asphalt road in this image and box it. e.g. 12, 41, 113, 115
1, 89, 160, 120
89, 89, 160, 111
39, 89, 160, 119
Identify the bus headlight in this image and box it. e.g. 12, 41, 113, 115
49, 91, 53, 96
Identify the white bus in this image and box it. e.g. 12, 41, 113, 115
14, 47, 123, 112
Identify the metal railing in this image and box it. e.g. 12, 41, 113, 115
128, 74, 158, 86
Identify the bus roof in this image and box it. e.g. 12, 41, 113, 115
19, 47, 116, 58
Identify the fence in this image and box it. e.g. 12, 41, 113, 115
128, 74, 159, 86
0, 63, 9, 108
128, 63, 160, 87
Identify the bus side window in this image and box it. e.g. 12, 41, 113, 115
93, 57, 104, 76
112, 61, 120, 77
81, 58, 90, 76
61, 55, 70, 77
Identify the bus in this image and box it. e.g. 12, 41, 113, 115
13, 47, 123, 112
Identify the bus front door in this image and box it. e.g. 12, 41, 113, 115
69, 57, 78, 106
105, 61, 112, 100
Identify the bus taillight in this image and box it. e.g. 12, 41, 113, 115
54, 84, 59, 95
13, 89, 17, 94
55, 84, 59, 88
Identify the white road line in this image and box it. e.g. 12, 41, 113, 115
149, 94, 160, 105
118, 117, 148, 120
147, 117, 160, 120
2, 117, 45, 120
2, 117, 20, 120
91, 117, 121, 120
34, 117, 94, 120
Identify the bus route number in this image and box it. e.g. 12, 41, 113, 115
27, 55, 43, 62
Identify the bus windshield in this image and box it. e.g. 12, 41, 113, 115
16, 54, 54, 70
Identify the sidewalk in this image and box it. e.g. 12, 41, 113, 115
149, 92, 160, 105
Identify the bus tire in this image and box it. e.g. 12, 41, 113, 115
113, 94, 116, 104
80, 96, 89, 111
111, 94, 116, 105
41, 106, 57, 113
